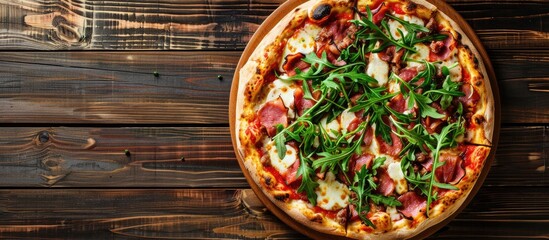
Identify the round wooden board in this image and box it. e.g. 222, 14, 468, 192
229, 0, 501, 239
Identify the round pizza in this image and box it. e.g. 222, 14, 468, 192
234, 0, 495, 238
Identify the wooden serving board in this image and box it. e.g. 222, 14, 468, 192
229, 0, 501, 239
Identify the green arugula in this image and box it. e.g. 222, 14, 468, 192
391, 116, 464, 216
350, 157, 401, 228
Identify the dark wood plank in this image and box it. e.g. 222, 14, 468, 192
0, 50, 547, 124
0, 51, 236, 124
0, 187, 546, 239
447, 0, 548, 50
0, 0, 284, 50
0, 0, 545, 50
0, 127, 247, 188
494, 50, 549, 124
0, 126, 544, 187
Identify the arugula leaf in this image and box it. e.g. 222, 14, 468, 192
387, 14, 430, 33
274, 124, 287, 159
392, 72, 445, 119
425, 119, 465, 216
350, 157, 400, 228
296, 151, 319, 205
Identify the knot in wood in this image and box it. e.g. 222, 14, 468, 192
38, 131, 50, 143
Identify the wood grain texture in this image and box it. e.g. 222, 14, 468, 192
0, 188, 546, 239
0, 50, 547, 124
0, 126, 544, 188
0, 51, 236, 124
0, 127, 246, 188
0, 0, 284, 50
0, 0, 546, 50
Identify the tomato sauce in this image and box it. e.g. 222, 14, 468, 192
313, 206, 339, 219
264, 166, 306, 200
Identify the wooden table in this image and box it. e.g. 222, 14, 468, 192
0, 0, 546, 239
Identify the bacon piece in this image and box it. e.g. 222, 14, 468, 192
335, 207, 348, 225
389, 93, 407, 113
258, 98, 288, 137
378, 46, 393, 62
317, 19, 357, 59
397, 192, 427, 218
419, 155, 433, 172
348, 118, 363, 133
376, 168, 395, 196
372, 4, 389, 24
429, 32, 456, 61
353, 153, 374, 172
285, 157, 301, 185
362, 126, 374, 147
376, 123, 403, 157
435, 153, 466, 184
458, 83, 480, 109
293, 86, 315, 116
283, 53, 310, 76
398, 67, 418, 82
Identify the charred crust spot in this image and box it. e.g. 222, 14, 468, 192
474, 79, 483, 86
473, 56, 479, 66
264, 176, 272, 186
455, 31, 462, 41
310, 214, 323, 223
295, 7, 301, 12
406, 2, 417, 12
255, 67, 261, 74
312, 3, 332, 20
274, 192, 290, 201
474, 115, 485, 125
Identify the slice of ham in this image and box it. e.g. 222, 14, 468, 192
435, 152, 466, 184
316, 19, 357, 60
285, 156, 301, 185
397, 192, 427, 218
429, 32, 456, 61
376, 124, 403, 157
258, 98, 288, 137
293, 86, 315, 116
372, 4, 389, 24
353, 153, 374, 172
388, 93, 407, 113
283, 53, 310, 76
362, 126, 374, 147
458, 83, 480, 109
347, 117, 363, 133
398, 67, 418, 82
376, 168, 395, 196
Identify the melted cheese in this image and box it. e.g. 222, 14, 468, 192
407, 43, 430, 68
280, 23, 321, 71
315, 172, 350, 211
264, 79, 297, 118
386, 206, 402, 221
266, 141, 298, 175
438, 53, 462, 82
387, 162, 408, 194
320, 116, 341, 139
367, 52, 390, 86
339, 109, 357, 135
388, 14, 425, 40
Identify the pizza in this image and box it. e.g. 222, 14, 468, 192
234, 0, 495, 239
